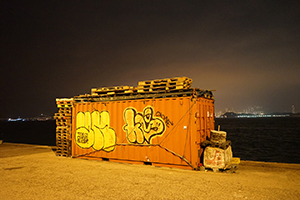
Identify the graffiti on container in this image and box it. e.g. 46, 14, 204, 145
75, 110, 116, 152
123, 106, 166, 144
155, 111, 173, 128
76, 132, 89, 143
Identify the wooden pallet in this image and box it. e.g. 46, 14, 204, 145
56, 130, 71, 135
56, 122, 71, 127
56, 139, 72, 146
83, 92, 138, 100
56, 137, 71, 142
55, 98, 73, 157
137, 88, 167, 93
91, 86, 137, 95
54, 115, 71, 120
57, 104, 73, 108
56, 98, 73, 102
55, 149, 71, 157
54, 113, 71, 117
56, 146, 71, 152
56, 101, 73, 104
55, 153, 70, 157
137, 85, 191, 93
73, 88, 214, 104
56, 136, 71, 142
56, 126, 71, 131
56, 132, 71, 139
56, 118, 71, 123
86, 77, 194, 98
138, 77, 192, 86
138, 81, 191, 88
58, 108, 72, 114
97, 92, 136, 98
73, 98, 90, 103
137, 77, 192, 93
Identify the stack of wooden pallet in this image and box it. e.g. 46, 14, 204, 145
54, 98, 73, 157
91, 86, 137, 97
72, 77, 213, 103
137, 77, 192, 93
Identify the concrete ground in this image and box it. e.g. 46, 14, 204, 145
1, 142, 299, 200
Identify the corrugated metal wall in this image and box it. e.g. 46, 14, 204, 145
72, 96, 214, 170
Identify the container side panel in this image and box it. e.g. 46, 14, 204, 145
157, 98, 191, 165
72, 96, 214, 169
195, 98, 215, 165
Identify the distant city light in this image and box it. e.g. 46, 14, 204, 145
7, 114, 53, 122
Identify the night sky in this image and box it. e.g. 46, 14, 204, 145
1, 0, 300, 118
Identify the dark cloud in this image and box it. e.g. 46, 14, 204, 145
1, 0, 300, 118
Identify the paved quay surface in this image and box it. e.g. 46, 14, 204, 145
1, 142, 300, 200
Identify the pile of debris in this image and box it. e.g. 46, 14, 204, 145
201, 130, 239, 172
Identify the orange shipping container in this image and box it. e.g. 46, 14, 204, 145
72, 96, 214, 170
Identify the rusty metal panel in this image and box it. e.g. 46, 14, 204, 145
72, 96, 214, 170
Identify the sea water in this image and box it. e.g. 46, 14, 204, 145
215, 117, 300, 164
0, 120, 56, 146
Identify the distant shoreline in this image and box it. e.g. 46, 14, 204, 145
216, 112, 300, 118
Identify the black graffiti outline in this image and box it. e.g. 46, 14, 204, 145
155, 111, 174, 128
123, 106, 166, 144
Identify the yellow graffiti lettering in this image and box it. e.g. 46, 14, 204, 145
99, 111, 116, 152
75, 112, 94, 148
123, 106, 166, 144
75, 110, 116, 152
123, 108, 144, 144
